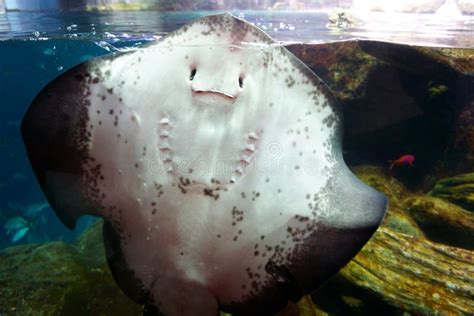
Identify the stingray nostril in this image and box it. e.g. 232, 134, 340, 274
190, 68, 197, 81
238, 76, 244, 88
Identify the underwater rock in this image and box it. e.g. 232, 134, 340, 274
319, 226, 474, 315
287, 42, 382, 104
429, 173, 474, 212
403, 195, 474, 249
381, 209, 425, 238
450, 100, 474, 176
309, 166, 474, 314
290, 41, 474, 185
0, 221, 142, 316
357, 41, 474, 77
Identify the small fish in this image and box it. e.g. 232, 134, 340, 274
11, 227, 30, 242
4, 216, 31, 243
389, 154, 415, 171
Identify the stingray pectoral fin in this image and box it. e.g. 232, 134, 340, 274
102, 220, 150, 304
21, 64, 96, 229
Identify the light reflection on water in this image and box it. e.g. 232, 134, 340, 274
0, 10, 473, 48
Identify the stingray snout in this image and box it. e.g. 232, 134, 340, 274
189, 66, 242, 105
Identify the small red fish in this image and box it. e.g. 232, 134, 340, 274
389, 154, 415, 172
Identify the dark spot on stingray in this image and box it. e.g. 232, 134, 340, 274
323, 114, 336, 128
92, 77, 99, 84
107, 88, 113, 94
109, 109, 114, 115
101, 95, 106, 101
119, 97, 123, 103
261, 235, 265, 240
98, 121, 102, 125
189, 68, 197, 80
217, 234, 221, 238
238, 76, 244, 88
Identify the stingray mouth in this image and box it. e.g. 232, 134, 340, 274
192, 89, 237, 105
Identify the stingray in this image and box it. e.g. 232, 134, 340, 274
22, 13, 387, 316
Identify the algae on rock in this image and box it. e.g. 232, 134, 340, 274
314, 227, 474, 315
0, 221, 142, 316
404, 195, 474, 249
430, 173, 474, 212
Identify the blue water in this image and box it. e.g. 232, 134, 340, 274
0, 10, 473, 249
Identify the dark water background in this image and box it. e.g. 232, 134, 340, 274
0, 10, 472, 249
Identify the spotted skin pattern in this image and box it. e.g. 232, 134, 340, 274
22, 13, 387, 316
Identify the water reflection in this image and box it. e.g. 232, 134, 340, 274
0, 10, 472, 47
